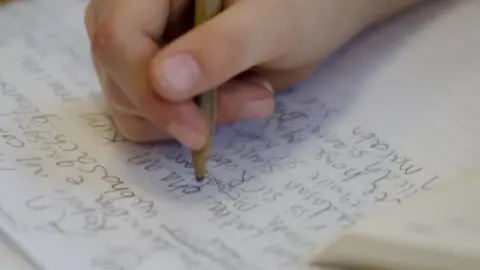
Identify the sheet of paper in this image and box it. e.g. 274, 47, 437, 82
0, 233, 35, 270
0, 0, 479, 270
312, 170, 480, 270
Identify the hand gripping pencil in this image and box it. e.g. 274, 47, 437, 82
192, 0, 222, 181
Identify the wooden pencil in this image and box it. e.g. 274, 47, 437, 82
192, 0, 222, 181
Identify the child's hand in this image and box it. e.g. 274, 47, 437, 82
84, 0, 421, 150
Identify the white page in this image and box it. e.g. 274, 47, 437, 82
0, 1, 479, 270
312, 170, 480, 270
0, 233, 35, 270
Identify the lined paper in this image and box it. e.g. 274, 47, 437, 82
0, 0, 479, 270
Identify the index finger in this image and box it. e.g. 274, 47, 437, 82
87, 0, 210, 150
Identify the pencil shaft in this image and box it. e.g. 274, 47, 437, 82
192, 0, 222, 181
195, 0, 222, 24
193, 91, 216, 180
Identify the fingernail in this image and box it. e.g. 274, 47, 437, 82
240, 98, 274, 119
259, 79, 275, 94
166, 121, 206, 150
156, 53, 200, 94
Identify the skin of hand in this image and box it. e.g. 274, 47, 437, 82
84, 0, 423, 150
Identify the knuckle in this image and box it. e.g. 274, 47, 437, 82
91, 19, 117, 58
112, 113, 169, 143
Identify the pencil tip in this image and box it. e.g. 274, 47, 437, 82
195, 167, 206, 181
193, 147, 208, 182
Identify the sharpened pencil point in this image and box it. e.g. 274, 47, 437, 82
193, 144, 208, 182
194, 164, 206, 181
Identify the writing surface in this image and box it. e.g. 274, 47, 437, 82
0, 1, 479, 270
0, 232, 36, 270
311, 171, 480, 270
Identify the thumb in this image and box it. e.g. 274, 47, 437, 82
149, 0, 295, 102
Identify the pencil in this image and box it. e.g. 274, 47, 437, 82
192, 0, 222, 181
